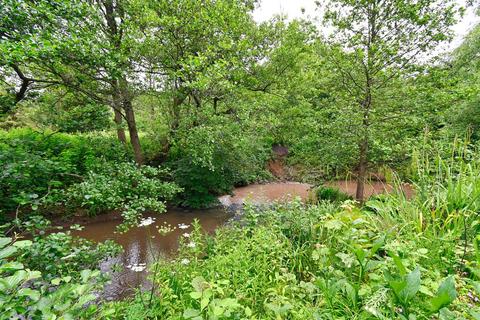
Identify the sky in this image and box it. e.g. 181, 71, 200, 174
253, 0, 480, 50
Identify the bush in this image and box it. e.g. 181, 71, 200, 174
168, 123, 270, 208
315, 185, 352, 202
65, 162, 182, 230
0, 128, 130, 212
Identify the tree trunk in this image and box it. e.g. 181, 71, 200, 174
355, 138, 368, 202
192, 93, 201, 127
124, 100, 143, 165
171, 95, 183, 134
355, 86, 372, 202
113, 108, 127, 144
213, 97, 219, 115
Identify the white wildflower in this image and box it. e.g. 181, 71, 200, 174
138, 217, 156, 227
126, 263, 147, 272
182, 233, 191, 238
187, 242, 196, 248
181, 258, 190, 265
178, 223, 190, 229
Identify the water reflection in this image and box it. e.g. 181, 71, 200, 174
73, 208, 231, 300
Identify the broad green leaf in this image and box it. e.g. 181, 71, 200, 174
200, 297, 209, 311
430, 276, 457, 312
438, 307, 456, 320
0, 246, 17, 260
389, 251, 407, 276
191, 276, 206, 293
324, 219, 343, 230
470, 310, 480, 320
12, 240, 32, 249
18, 288, 40, 301
403, 268, 421, 302
190, 291, 202, 299
212, 305, 223, 316
183, 308, 201, 319
0, 238, 11, 249
0, 270, 28, 290
0, 261, 24, 272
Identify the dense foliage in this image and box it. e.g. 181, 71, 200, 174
106, 148, 480, 318
1, 0, 480, 318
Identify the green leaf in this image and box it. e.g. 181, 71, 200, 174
0, 238, 11, 249
389, 268, 420, 304
190, 291, 202, 299
438, 307, 456, 320
430, 276, 457, 312
0, 246, 17, 260
191, 276, 206, 293
12, 240, 33, 249
0, 261, 24, 272
183, 308, 201, 319
371, 235, 385, 255
0, 270, 30, 290
212, 305, 223, 316
200, 297, 209, 311
470, 310, 480, 320
389, 251, 407, 276
324, 219, 343, 230
18, 288, 40, 301
403, 268, 421, 301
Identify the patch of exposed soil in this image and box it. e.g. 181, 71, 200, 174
268, 144, 289, 180
267, 159, 286, 179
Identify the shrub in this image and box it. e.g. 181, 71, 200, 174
168, 123, 270, 208
0, 128, 130, 212
65, 162, 182, 230
315, 185, 352, 202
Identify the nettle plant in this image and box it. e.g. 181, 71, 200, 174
65, 162, 182, 231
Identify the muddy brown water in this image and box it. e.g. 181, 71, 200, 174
72, 208, 231, 300
72, 181, 412, 300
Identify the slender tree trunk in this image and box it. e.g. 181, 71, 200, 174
171, 95, 183, 134
355, 88, 372, 202
213, 97, 219, 115
192, 93, 201, 127
356, 138, 368, 201
124, 99, 144, 165
112, 79, 127, 144
113, 107, 127, 144
12, 65, 32, 103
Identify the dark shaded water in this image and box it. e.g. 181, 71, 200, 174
72, 208, 231, 300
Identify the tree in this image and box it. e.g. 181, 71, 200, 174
320, 0, 460, 201
132, 0, 260, 139
0, 0, 92, 110
0, 0, 147, 164
447, 23, 480, 139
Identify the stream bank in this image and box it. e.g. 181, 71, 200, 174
69, 180, 412, 300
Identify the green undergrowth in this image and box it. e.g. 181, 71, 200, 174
104, 162, 480, 319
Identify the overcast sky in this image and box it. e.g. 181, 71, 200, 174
253, 0, 479, 50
